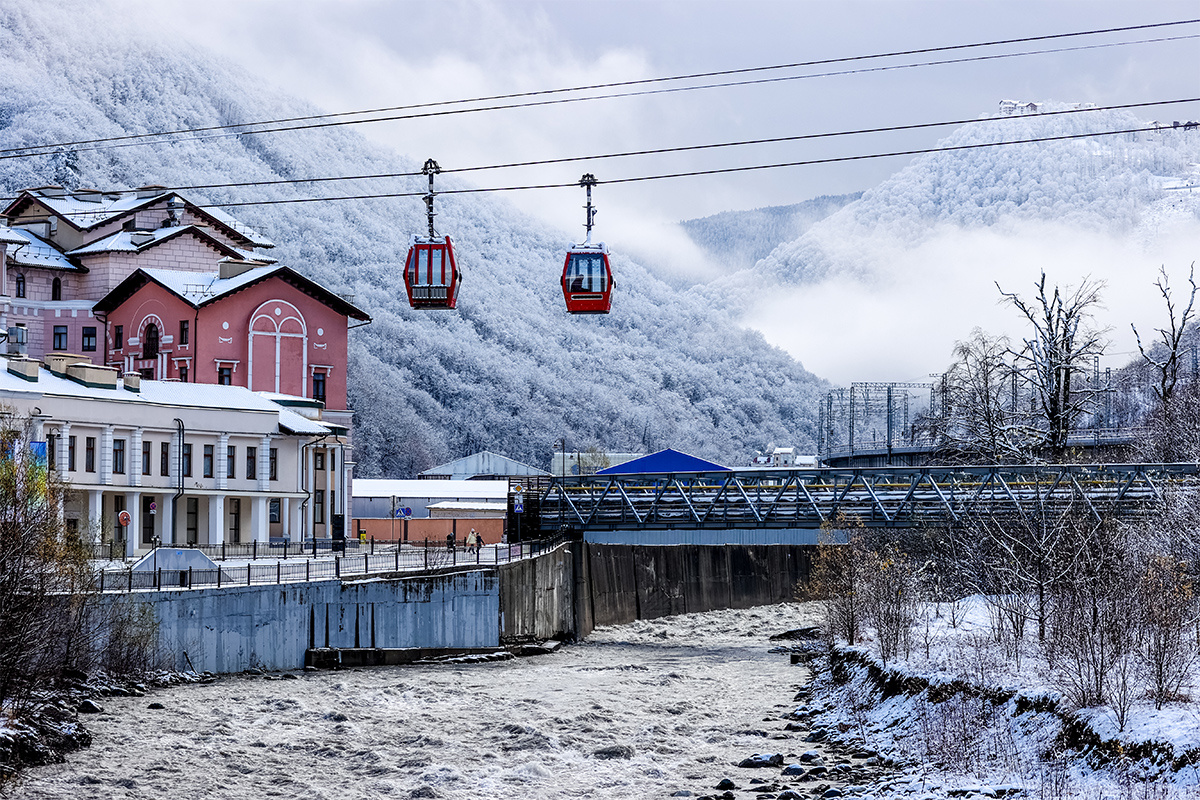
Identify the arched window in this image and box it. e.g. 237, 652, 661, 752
51, 277, 62, 301
143, 324, 159, 359
15, 274, 25, 299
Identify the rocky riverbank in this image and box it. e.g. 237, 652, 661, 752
0, 669, 215, 787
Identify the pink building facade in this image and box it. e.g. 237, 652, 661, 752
93, 263, 368, 416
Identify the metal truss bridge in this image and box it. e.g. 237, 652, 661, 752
537, 463, 1200, 533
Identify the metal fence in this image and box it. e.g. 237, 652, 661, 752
93, 537, 568, 593
87, 537, 379, 562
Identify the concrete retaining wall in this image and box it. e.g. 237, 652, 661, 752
497, 542, 816, 641
497, 544, 575, 642
584, 543, 813, 632
100, 542, 815, 674
106, 570, 499, 673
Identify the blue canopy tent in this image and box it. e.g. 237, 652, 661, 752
594, 448, 730, 475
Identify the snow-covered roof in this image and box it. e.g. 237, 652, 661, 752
66, 226, 275, 264
419, 450, 550, 479
277, 407, 332, 435
142, 264, 280, 304
427, 500, 509, 512
195, 204, 275, 248
353, 479, 510, 500
0, 226, 27, 245
3, 188, 275, 248
93, 264, 370, 321
19, 190, 156, 228
0, 361, 331, 436
0, 226, 82, 271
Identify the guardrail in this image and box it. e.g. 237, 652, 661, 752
93, 537, 570, 593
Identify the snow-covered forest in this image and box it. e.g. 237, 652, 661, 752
678, 193, 860, 272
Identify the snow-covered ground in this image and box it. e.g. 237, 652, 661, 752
795, 597, 1200, 798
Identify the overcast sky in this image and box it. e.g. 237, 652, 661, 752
143, 1, 1199, 232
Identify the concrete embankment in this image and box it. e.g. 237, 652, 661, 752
499, 542, 815, 642
104, 569, 499, 674
114, 542, 815, 673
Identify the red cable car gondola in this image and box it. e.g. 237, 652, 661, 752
561, 173, 614, 314
404, 159, 461, 310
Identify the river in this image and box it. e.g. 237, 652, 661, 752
18, 604, 821, 800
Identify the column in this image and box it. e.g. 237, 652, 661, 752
257, 435, 272, 492
280, 497, 291, 541
216, 433, 229, 490
100, 425, 113, 485
324, 446, 333, 536
160, 492, 175, 546
124, 491, 141, 558
207, 495, 224, 546
249, 496, 269, 543
130, 427, 143, 487
288, 496, 303, 545
58, 423, 71, 475
87, 489, 103, 543
305, 444, 316, 539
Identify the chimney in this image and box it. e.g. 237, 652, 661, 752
130, 231, 155, 247
65, 361, 119, 390
136, 185, 167, 199
45, 352, 91, 376
6, 357, 39, 382
122, 372, 141, 392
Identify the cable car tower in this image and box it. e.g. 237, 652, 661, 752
403, 158, 461, 309
560, 173, 614, 314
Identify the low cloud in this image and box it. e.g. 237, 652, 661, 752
745, 218, 1200, 385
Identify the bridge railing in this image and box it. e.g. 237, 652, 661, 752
538, 463, 1200, 532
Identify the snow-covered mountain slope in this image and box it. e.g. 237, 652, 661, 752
712, 104, 1200, 383
678, 193, 861, 272
0, 4, 825, 475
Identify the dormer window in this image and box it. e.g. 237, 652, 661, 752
143, 323, 159, 359
15, 274, 24, 299
51, 277, 62, 301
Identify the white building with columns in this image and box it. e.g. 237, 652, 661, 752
0, 352, 350, 557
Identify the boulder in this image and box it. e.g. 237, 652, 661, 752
593, 744, 634, 760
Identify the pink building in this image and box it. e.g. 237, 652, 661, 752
92, 262, 369, 420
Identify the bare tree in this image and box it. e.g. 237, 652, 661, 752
0, 411, 94, 713
1136, 554, 1197, 710
997, 273, 1107, 461
927, 329, 1038, 464
1132, 263, 1198, 407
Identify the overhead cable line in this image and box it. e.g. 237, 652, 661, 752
0, 22, 1196, 160
179, 124, 1173, 209
16, 97, 1194, 209
136, 97, 1200, 192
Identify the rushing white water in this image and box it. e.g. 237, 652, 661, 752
19, 605, 821, 800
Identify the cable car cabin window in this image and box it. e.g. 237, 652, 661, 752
566, 253, 608, 293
